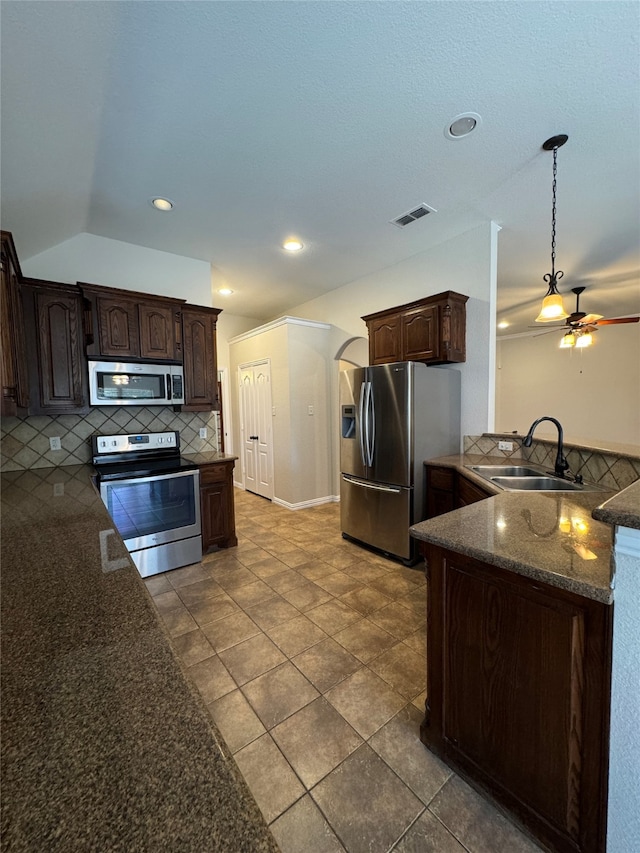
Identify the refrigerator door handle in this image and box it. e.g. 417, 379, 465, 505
358, 382, 367, 467
366, 380, 375, 467
342, 475, 401, 494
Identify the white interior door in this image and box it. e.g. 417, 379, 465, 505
239, 361, 273, 500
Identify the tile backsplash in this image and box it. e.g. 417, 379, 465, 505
464, 434, 640, 491
1, 408, 220, 471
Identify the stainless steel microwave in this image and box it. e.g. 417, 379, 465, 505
88, 360, 185, 406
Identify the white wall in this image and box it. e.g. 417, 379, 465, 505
21, 232, 212, 304
282, 222, 498, 494
229, 318, 333, 507
496, 324, 640, 447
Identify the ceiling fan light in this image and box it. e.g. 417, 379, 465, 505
576, 331, 593, 348
560, 331, 575, 348
535, 292, 569, 322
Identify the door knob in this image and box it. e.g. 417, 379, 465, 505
249, 435, 259, 440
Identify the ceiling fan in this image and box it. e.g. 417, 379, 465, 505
534, 286, 639, 347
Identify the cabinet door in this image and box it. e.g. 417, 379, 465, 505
425, 549, 611, 853
200, 462, 237, 551
1, 234, 28, 415
23, 283, 88, 414
457, 474, 491, 507
182, 308, 219, 411
402, 305, 440, 362
139, 302, 177, 360
96, 297, 139, 358
367, 314, 401, 365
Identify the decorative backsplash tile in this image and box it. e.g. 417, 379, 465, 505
1, 408, 220, 471
464, 434, 640, 491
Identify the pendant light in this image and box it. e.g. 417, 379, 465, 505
535, 135, 570, 322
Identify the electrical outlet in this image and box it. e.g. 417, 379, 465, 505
49, 436, 62, 451
308, 405, 314, 415
53, 483, 64, 497
498, 440, 513, 452
199, 428, 207, 439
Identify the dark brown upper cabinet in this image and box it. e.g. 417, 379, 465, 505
182, 305, 221, 411
80, 282, 185, 361
362, 291, 468, 365
20, 278, 89, 415
1, 231, 29, 415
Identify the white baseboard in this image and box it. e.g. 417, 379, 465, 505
272, 494, 339, 511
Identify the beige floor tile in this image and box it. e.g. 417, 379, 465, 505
143, 574, 172, 595
166, 562, 212, 588
324, 668, 406, 739
292, 638, 362, 693
242, 661, 319, 729
234, 547, 273, 566
265, 569, 308, 594
296, 559, 337, 581
306, 599, 360, 634
369, 572, 424, 600
270, 795, 346, 853
234, 733, 305, 823
315, 571, 362, 596
187, 591, 240, 627
227, 578, 278, 609
209, 565, 257, 591
393, 809, 467, 852
333, 618, 397, 663
368, 642, 426, 699
206, 688, 266, 753
201, 609, 262, 653
219, 632, 287, 686
159, 606, 198, 637
152, 589, 185, 614
187, 654, 236, 704
403, 626, 427, 656
175, 577, 225, 608
279, 548, 316, 568
339, 585, 391, 616
265, 614, 328, 657
170, 628, 215, 667
250, 556, 290, 578
429, 775, 542, 853
281, 581, 333, 611
311, 744, 423, 853
246, 595, 301, 630
271, 697, 362, 789
369, 600, 426, 640
369, 704, 452, 805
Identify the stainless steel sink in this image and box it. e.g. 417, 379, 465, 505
491, 476, 586, 491
465, 464, 608, 492
468, 465, 543, 478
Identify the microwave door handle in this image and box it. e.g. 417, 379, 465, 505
166, 373, 171, 402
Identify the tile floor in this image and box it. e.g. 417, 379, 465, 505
145, 489, 546, 853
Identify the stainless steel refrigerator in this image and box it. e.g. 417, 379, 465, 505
340, 361, 460, 564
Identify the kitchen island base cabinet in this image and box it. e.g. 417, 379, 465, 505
421, 544, 612, 853
199, 461, 237, 552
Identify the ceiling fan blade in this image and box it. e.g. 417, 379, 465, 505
593, 317, 640, 326
533, 328, 567, 337
580, 313, 603, 324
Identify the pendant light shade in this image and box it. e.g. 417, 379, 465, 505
535, 135, 570, 322
559, 331, 576, 348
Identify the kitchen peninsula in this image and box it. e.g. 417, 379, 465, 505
409, 442, 640, 853
0, 464, 278, 853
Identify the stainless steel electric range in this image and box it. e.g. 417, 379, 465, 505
92, 430, 201, 577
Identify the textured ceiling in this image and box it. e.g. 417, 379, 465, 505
1, 1, 639, 333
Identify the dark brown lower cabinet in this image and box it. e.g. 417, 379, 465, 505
421, 544, 612, 853
199, 460, 237, 552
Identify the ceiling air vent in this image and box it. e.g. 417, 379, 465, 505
391, 203, 437, 228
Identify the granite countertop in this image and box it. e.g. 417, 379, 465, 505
0, 465, 278, 853
592, 478, 640, 530
182, 450, 238, 466
411, 454, 617, 604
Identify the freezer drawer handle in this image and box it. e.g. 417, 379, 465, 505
342, 475, 401, 494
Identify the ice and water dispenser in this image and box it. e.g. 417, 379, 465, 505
341, 405, 356, 439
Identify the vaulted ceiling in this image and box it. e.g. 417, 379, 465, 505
2, 1, 639, 333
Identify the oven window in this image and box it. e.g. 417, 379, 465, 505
105, 475, 197, 540
96, 371, 166, 401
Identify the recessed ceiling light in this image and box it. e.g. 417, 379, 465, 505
498, 321, 510, 329
282, 239, 304, 252
444, 112, 482, 140
150, 197, 174, 211
217, 288, 234, 296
